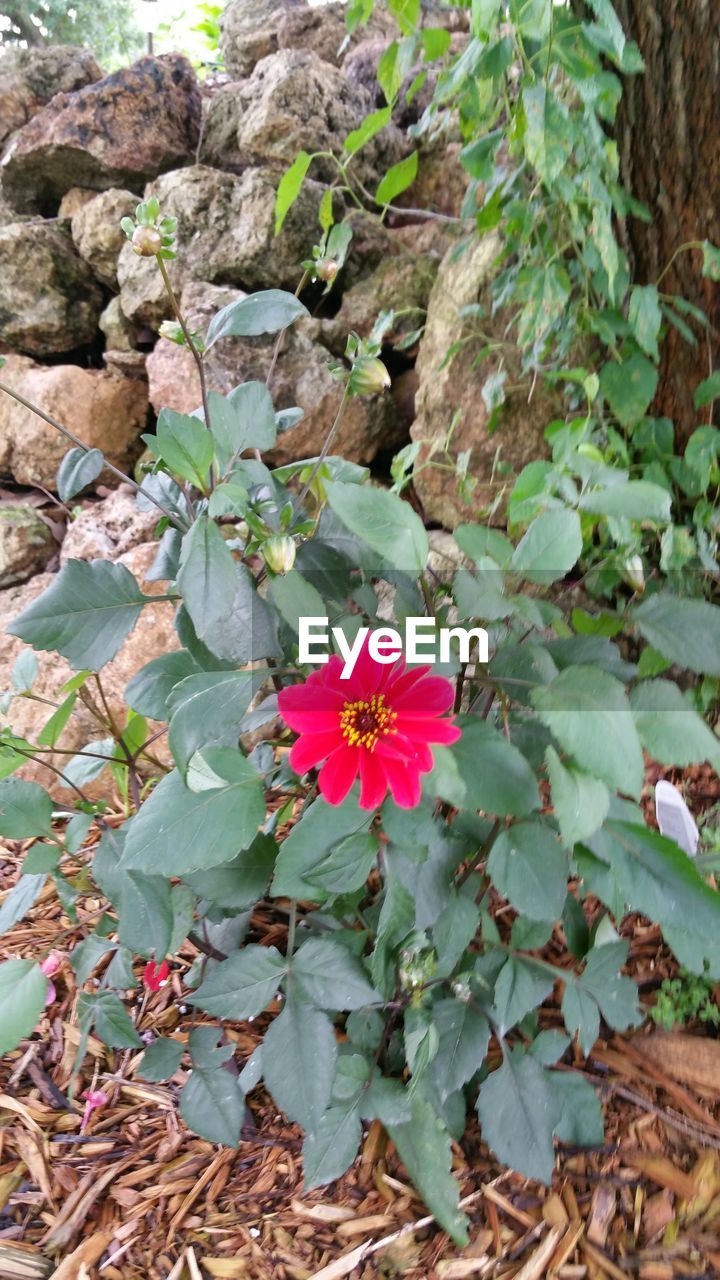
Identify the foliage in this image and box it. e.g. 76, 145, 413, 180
0, 0, 142, 66
650, 969, 720, 1032
1, 3, 720, 1235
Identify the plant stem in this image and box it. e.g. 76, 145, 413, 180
155, 255, 216, 488
297, 386, 351, 505
0, 379, 180, 526
286, 900, 298, 959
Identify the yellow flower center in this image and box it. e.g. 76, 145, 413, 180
340, 693, 397, 751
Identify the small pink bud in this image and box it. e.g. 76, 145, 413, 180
143, 959, 170, 991
131, 225, 162, 257
80, 1089, 108, 1132
316, 257, 339, 283
41, 952, 63, 979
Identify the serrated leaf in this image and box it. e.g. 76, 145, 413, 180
0, 779, 54, 839
562, 941, 640, 1054
183, 833, 276, 909
324, 481, 428, 575
181, 1029, 244, 1145
78, 991, 142, 1048
476, 1049, 556, 1183
532, 666, 644, 799
599, 353, 658, 426
190, 945, 285, 1019
303, 1103, 363, 1189
0, 959, 48, 1054
387, 1097, 469, 1245
578, 480, 671, 522
0, 874, 46, 935
628, 285, 661, 360
292, 939, 379, 1010
8, 560, 148, 671
153, 410, 214, 489
632, 592, 720, 677
121, 752, 264, 875
546, 747, 610, 847
493, 956, 554, 1036
630, 680, 720, 770
272, 795, 373, 899
510, 509, 582, 584
488, 821, 568, 921
125, 650, 202, 720
429, 999, 489, 1099
447, 720, 540, 817
140, 1037, 184, 1082
263, 998, 337, 1132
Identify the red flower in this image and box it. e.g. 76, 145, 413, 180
278, 639, 461, 810
143, 959, 170, 991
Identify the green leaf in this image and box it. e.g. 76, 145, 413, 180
578, 480, 671, 522
548, 1070, 604, 1147
429, 999, 489, 1100
599, 353, 658, 426
272, 795, 374, 899
632, 592, 720, 677
628, 285, 662, 360
344, 106, 392, 156
562, 941, 640, 1053
78, 992, 142, 1048
269, 572, 326, 635
167, 670, 257, 774
263, 998, 337, 1131
630, 680, 720, 770
0, 960, 48, 1054
387, 1097, 469, 1246
325, 481, 428, 575
292, 939, 379, 1011
8, 559, 148, 671
154, 410, 214, 489
177, 515, 237, 639
0, 779, 54, 838
459, 129, 502, 181
694, 370, 720, 409
0, 874, 46, 934
375, 152, 418, 205
125, 650, 201, 720
190, 945, 286, 1019
36, 692, 77, 748
546, 747, 610, 847
493, 956, 554, 1036
701, 240, 720, 282
121, 751, 264, 874
183, 833, 276, 909
597, 821, 720, 942
209, 382, 277, 466
180, 1028, 244, 1145
22, 845, 61, 873
140, 1037, 184, 1082
447, 720, 540, 817
70, 933, 116, 984
532, 666, 644, 799
56, 447, 104, 502
476, 1049, 556, 1183
206, 290, 309, 347
454, 524, 513, 568
510, 509, 582, 584
303, 1104, 363, 1190
275, 150, 311, 234
522, 83, 570, 183
488, 821, 569, 921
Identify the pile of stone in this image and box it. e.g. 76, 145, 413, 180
0, 0, 549, 590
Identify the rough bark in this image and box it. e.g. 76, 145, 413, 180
613, 0, 720, 441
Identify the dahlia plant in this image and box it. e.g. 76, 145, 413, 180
0, 187, 719, 1240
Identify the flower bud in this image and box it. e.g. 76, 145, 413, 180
621, 554, 645, 594
158, 320, 185, 345
316, 257, 339, 283
131, 225, 162, 257
262, 534, 296, 575
349, 356, 391, 397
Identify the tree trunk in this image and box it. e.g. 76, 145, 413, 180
613, 1, 720, 442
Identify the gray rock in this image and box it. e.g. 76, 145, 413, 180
322, 232, 444, 353
70, 187, 137, 288
60, 489, 158, 564
117, 164, 323, 329
411, 235, 558, 528
0, 45, 102, 151
219, 0, 395, 78
0, 504, 55, 588
201, 48, 406, 184
99, 296, 141, 352
0, 221, 103, 355
1, 55, 202, 213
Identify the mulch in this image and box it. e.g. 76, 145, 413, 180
1, 761, 720, 1279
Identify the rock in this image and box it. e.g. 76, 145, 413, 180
99, 296, 140, 352
70, 187, 137, 288
117, 165, 322, 328
1, 55, 202, 214
321, 236, 443, 353
411, 235, 557, 528
0, 45, 102, 151
0, 541, 176, 797
0, 221, 103, 356
201, 49, 406, 184
61, 489, 158, 564
0, 504, 55, 588
219, 0, 395, 77
58, 187, 97, 218
146, 281, 403, 464
0, 354, 148, 490
401, 141, 472, 219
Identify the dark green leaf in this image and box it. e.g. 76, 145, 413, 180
0, 959, 48, 1054
275, 151, 312, 234
140, 1036, 184, 1082
206, 290, 309, 347
125, 650, 202, 720
57, 448, 104, 502
0, 779, 54, 839
510, 509, 582, 584
630, 680, 720, 770
599, 353, 658, 426
532, 666, 644, 799
632, 592, 720, 677
476, 1049, 556, 1183
292, 939, 379, 1011
325, 481, 428, 575
303, 1104, 363, 1189
387, 1097, 469, 1245
447, 720, 540, 817
78, 991, 142, 1048
263, 998, 337, 1131
190, 945, 286, 1019
546, 747, 610, 847
183, 833, 276, 908
488, 821, 568, 921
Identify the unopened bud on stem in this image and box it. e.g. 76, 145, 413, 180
132, 225, 163, 257
262, 534, 296, 575
349, 356, 391, 397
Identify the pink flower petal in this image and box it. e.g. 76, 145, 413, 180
359, 749, 389, 811
342, 634, 386, 698
395, 716, 462, 745
393, 674, 455, 715
382, 755, 423, 808
318, 745, 359, 805
289, 731, 339, 775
